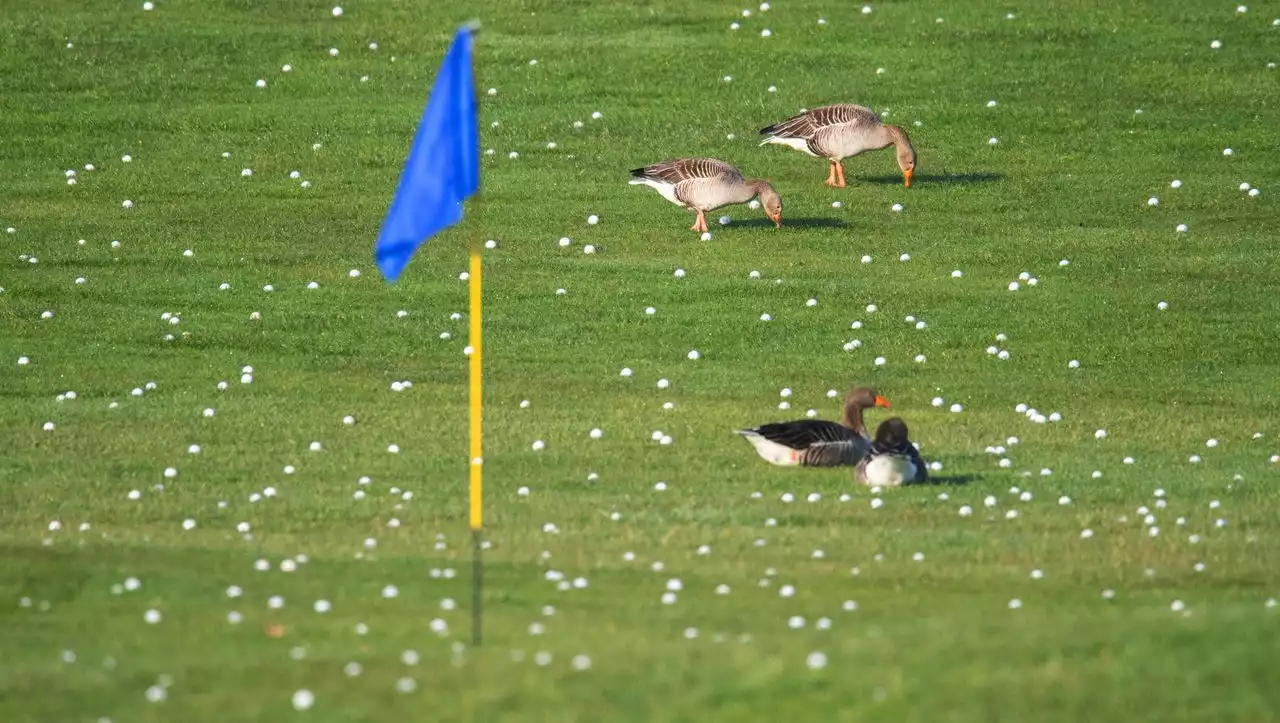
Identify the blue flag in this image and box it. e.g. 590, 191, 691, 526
375, 25, 479, 282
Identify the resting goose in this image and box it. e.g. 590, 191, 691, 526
855, 417, 928, 486
629, 158, 782, 232
736, 387, 890, 467
759, 103, 917, 188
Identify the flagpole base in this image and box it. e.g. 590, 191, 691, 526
471, 528, 483, 646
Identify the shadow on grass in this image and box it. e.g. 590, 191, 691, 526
734, 217, 849, 229
856, 172, 1003, 186
913, 474, 979, 487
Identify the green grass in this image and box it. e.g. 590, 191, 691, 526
3, 0, 1280, 720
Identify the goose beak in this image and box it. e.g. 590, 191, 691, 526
874, 396, 891, 408
768, 212, 782, 228
903, 169, 913, 188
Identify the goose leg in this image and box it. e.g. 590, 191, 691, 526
835, 161, 847, 188
824, 162, 838, 187
691, 210, 708, 232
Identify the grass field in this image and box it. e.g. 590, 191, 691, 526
3, 0, 1280, 720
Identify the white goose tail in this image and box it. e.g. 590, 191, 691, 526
629, 176, 682, 206
759, 136, 818, 156
735, 429, 801, 466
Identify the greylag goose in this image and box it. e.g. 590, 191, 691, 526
855, 417, 928, 486
758, 103, 917, 188
736, 387, 890, 467
629, 158, 782, 232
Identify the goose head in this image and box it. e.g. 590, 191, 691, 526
846, 386, 891, 411
886, 125, 917, 187
873, 417, 911, 448
897, 143, 916, 188
842, 386, 891, 436
756, 181, 783, 228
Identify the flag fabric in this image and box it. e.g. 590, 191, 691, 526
374, 25, 480, 282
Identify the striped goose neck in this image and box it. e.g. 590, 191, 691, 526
883, 124, 916, 163
883, 123, 909, 148
842, 400, 869, 436
741, 178, 776, 207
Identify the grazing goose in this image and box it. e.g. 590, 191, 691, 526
855, 417, 928, 486
758, 103, 917, 188
629, 158, 782, 232
735, 387, 890, 467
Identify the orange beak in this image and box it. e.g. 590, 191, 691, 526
874, 395, 891, 408
903, 169, 913, 188
768, 213, 782, 228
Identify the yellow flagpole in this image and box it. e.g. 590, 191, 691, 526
468, 249, 483, 531
465, 17, 484, 648
468, 242, 483, 646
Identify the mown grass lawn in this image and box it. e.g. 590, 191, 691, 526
2, 0, 1280, 721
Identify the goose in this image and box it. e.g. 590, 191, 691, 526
735, 387, 890, 467
855, 417, 928, 486
758, 103, 917, 188
629, 158, 782, 232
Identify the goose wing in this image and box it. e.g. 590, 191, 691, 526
759, 104, 879, 139
744, 420, 854, 448
630, 158, 743, 185
801, 434, 871, 466
905, 444, 929, 483
738, 420, 869, 467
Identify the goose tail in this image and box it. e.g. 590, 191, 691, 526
736, 428, 801, 466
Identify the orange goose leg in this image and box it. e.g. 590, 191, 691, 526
691, 210, 708, 232
825, 162, 838, 187
835, 161, 847, 188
